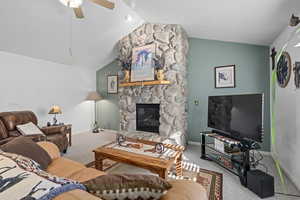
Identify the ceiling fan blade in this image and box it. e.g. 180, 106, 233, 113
89, 0, 115, 9
73, 7, 84, 19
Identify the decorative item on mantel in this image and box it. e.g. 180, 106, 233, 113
154, 56, 165, 81
118, 57, 131, 83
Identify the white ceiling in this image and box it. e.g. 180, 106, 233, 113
0, 0, 143, 69
0, 0, 299, 69
125, 0, 300, 46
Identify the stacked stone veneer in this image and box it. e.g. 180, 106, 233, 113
118, 23, 189, 145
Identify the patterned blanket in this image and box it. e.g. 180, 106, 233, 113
0, 152, 86, 200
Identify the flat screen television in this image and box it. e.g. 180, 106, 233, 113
208, 94, 264, 142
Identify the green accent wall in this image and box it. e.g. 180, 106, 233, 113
187, 38, 270, 151
96, 60, 120, 130
96, 38, 271, 151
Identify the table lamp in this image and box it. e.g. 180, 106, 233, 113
49, 105, 62, 126
86, 91, 103, 133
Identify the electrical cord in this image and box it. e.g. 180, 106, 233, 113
275, 192, 300, 198
257, 162, 268, 174
249, 150, 265, 170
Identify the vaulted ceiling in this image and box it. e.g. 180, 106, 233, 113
0, 0, 299, 69
124, 0, 300, 46
0, 0, 143, 69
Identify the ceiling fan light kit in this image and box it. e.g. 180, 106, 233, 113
60, 0, 83, 8
59, 0, 115, 19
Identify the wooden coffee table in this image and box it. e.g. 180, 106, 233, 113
93, 139, 184, 179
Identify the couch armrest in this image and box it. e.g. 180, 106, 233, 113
0, 137, 16, 145
160, 180, 208, 200
0, 135, 45, 145
37, 141, 61, 160
40, 126, 67, 136
26, 134, 46, 142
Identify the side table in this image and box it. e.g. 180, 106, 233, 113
42, 124, 72, 146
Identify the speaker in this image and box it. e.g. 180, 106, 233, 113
247, 170, 274, 198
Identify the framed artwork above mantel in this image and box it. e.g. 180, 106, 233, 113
130, 44, 156, 82
118, 43, 171, 87
214, 65, 236, 88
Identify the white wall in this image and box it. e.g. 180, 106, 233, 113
271, 25, 300, 189
0, 51, 96, 134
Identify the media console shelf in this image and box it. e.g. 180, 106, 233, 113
200, 131, 251, 186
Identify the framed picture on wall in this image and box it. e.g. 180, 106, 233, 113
214, 65, 236, 88
131, 44, 155, 82
294, 62, 300, 89
107, 75, 118, 94
276, 52, 292, 88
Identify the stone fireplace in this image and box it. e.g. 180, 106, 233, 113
118, 23, 189, 146
136, 104, 160, 133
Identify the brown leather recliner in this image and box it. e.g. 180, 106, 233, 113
0, 111, 69, 153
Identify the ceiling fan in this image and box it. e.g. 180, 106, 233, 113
59, 0, 115, 19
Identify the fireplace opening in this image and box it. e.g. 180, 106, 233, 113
136, 104, 160, 133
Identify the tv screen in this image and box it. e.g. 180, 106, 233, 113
208, 94, 263, 142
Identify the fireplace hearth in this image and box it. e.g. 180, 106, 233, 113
136, 104, 160, 133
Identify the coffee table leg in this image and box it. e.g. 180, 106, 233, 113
175, 153, 183, 176
158, 169, 168, 179
95, 155, 104, 171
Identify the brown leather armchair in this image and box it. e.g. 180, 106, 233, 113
0, 111, 69, 153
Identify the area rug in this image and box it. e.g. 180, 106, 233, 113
169, 161, 223, 200
86, 160, 223, 200
86, 159, 118, 171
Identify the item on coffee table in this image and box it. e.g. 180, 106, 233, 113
127, 143, 143, 149
116, 134, 126, 146
155, 143, 165, 154
144, 147, 156, 153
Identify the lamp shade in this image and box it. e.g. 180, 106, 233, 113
49, 105, 62, 114
86, 91, 103, 101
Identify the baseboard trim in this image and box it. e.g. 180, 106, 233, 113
270, 153, 300, 190
73, 130, 93, 135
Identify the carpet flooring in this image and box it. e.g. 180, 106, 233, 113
65, 131, 300, 200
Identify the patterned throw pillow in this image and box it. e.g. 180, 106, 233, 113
83, 174, 172, 200
0, 136, 52, 170
0, 151, 42, 171
16, 122, 45, 136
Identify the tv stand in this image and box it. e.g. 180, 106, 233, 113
200, 131, 260, 186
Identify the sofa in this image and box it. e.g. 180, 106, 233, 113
0, 111, 69, 153
37, 141, 208, 200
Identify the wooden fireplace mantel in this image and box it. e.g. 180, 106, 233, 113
119, 80, 171, 87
